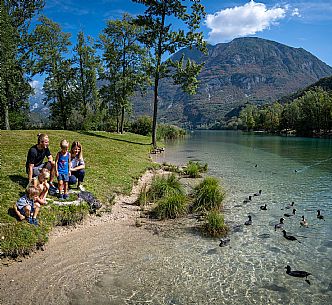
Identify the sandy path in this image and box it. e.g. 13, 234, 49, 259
0, 170, 165, 305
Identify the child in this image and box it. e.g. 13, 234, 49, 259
69, 141, 85, 191
55, 139, 71, 200
27, 168, 50, 205
14, 186, 41, 225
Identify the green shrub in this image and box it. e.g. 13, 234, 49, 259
192, 177, 225, 212
130, 116, 152, 136
157, 124, 186, 140
154, 193, 188, 219
146, 173, 184, 202
202, 210, 229, 237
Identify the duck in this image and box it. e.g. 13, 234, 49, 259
285, 265, 311, 284
253, 190, 262, 196
284, 208, 296, 217
300, 215, 308, 227
260, 204, 267, 210
285, 201, 295, 209
274, 218, 284, 231
317, 209, 325, 220
243, 195, 252, 203
219, 238, 231, 247
282, 230, 301, 243
244, 215, 252, 225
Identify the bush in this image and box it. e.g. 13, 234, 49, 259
154, 193, 188, 219
192, 177, 225, 212
202, 210, 229, 237
130, 116, 152, 136
146, 173, 184, 202
157, 124, 186, 140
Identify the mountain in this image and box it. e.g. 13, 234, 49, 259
133, 37, 332, 127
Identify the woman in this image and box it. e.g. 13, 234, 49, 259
69, 141, 85, 191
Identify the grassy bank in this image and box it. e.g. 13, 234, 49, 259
0, 130, 153, 256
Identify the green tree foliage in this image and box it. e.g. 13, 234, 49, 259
0, 0, 44, 130
237, 87, 332, 136
71, 31, 102, 129
32, 16, 73, 129
98, 13, 149, 133
133, 0, 206, 148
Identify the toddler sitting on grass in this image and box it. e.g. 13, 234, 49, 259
27, 168, 50, 205
14, 186, 43, 226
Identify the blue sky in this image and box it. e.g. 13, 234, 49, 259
31, 0, 332, 89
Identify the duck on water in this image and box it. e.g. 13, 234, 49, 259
284, 209, 296, 217
274, 218, 284, 231
286, 265, 311, 285
282, 230, 301, 243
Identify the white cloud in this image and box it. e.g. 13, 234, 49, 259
205, 0, 287, 43
29, 80, 42, 89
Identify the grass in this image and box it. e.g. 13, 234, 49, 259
0, 130, 153, 256
153, 193, 188, 219
191, 177, 225, 212
145, 173, 184, 203
184, 161, 208, 178
202, 210, 229, 237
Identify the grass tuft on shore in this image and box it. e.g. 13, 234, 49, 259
0, 130, 153, 257
202, 210, 229, 237
153, 193, 188, 219
191, 177, 225, 212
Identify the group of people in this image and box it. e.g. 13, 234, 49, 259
14, 133, 86, 226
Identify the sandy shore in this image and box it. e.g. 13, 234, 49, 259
0, 169, 166, 305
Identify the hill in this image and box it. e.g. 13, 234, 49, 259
133, 37, 332, 127
278, 75, 332, 104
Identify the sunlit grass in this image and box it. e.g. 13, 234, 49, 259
0, 130, 153, 256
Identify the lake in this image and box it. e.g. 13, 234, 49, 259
150, 130, 332, 304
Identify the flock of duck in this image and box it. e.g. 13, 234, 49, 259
220, 189, 326, 285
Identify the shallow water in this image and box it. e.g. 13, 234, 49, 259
150, 130, 332, 304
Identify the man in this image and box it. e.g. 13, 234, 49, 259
26, 133, 55, 185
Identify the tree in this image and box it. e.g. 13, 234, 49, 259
73, 31, 101, 123
32, 16, 73, 129
133, 0, 206, 148
0, 0, 44, 130
99, 13, 149, 133
239, 104, 257, 131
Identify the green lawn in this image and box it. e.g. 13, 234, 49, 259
0, 130, 155, 256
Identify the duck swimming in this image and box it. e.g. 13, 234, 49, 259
286, 265, 311, 284
243, 196, 252, 203
260, 204, 267, 210
253, 190, 262, 196
274, 218, 284, 231
282, 230, 301, 243
317, 209, 325, 220
284, 208, 296, 217
300, 215, 308, 227
285, 201, 295, 209
244, 215, 252, 225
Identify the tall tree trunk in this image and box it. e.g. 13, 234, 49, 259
79, 53, 87, 119
4, 102, 10, 130
120, 105, 125, 134
152, 76, 159, 148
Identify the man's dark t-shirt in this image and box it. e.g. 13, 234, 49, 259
26, 145, 51, 173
